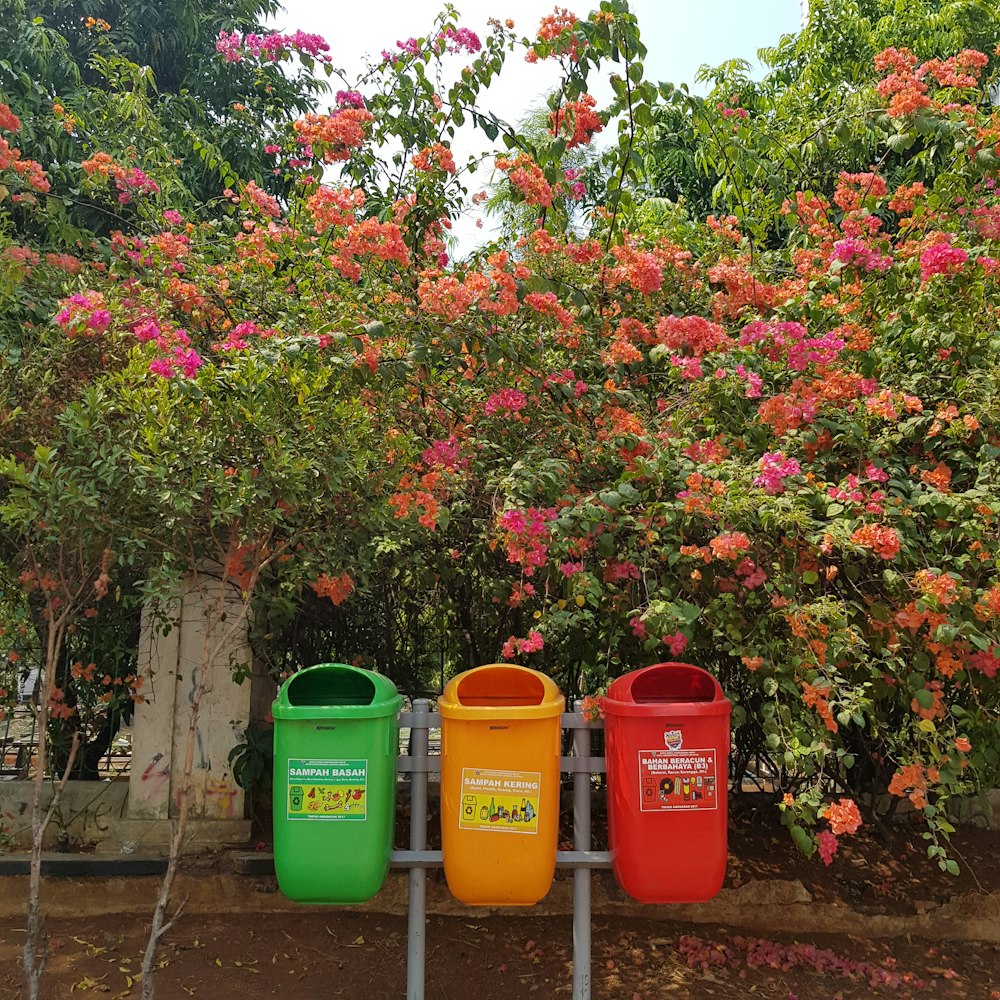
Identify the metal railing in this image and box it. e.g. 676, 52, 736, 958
395, 699, 609, 1000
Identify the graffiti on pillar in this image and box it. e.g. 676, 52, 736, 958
185, 667, 210, 770
137, 752, 170, 802
0, 784, 127, 847
204, 775, 239, 818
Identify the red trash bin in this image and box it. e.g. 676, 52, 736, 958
601, 662, 731, 903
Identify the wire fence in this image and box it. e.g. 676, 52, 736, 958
1, 646, 135, 780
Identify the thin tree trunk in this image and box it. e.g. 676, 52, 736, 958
22, 616, 79, 1000
138, 570, 256, 999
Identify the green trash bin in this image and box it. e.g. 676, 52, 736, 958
272, 663, 403, 903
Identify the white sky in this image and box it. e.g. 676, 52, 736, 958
268, 1, 801, 253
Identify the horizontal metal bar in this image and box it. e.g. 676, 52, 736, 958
388, 850, 612, 870
557, 851, 612, 868
237, 850, 614, 875
560, 756, 606, 774
391, 850, 442, 867
396, 757, 605, 775
399, 710, 605, 730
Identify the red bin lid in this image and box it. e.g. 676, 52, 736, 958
601, 662, 730, 718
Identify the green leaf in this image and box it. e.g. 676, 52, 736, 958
789, 824, 814, 856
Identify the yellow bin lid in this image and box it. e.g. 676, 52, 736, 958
438, 663, 565, 721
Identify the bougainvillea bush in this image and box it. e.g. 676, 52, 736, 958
1, 1, 998, 875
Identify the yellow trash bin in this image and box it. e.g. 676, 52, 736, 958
438, 663, 565, 905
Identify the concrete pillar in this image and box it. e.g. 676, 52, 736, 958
100, 574, 252, 853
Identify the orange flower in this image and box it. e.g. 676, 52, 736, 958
911, 680, 946, 720
801, 682, 838, 733
411, 142, 456, 174
954, 736, 972, 753
913, 569, 959, 606
292, 109, 374, 163
312, 572, 355, 606
496, 153, 555, 208
888, 762, 932, 810
851, 523, 900, 560
549, 94, 603, 149
824, 797, 863, 835
920, 462, 952, 493
708, 531, 751, 561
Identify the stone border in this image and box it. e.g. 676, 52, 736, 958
0, 861, 996, 943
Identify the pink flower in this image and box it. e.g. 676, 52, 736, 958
602, 560, 640, 583
334, 90, 366, 109
499, 507, 556, 576
559, 561, 584, 577
864, 463, 889, 482
162, 209, 183, 225
395, 37, 421, 56
754, 451, 801, 494
735, 364, 763, 399
217, 28, 331, 63
501, 632, 543, 658
484, 388, 528, 415
173, 347, 204, 378
630, 616, 647, 639
967, 645, 1000, 678
670, 355, 704, 380
817, 830, 839, 866
149, 357, 174, 378
520, 631, 544, 653
241, 180, 281, 218
736, 557, 768, 589
830, 238, 893, 272
422, 437, 463, 469
919, 242, 968, 282
662, 631, 688, 655
438, 25, 481, 54
86, 309, 112, 332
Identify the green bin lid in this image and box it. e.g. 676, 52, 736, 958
272, 662, 403, 721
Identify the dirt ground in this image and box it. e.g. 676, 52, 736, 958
0, 812, 998, 999
1, 910, 998, 1000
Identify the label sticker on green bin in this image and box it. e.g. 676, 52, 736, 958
287, 758, 368, 821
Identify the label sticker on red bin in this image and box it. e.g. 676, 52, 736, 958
637, 749, 718, 812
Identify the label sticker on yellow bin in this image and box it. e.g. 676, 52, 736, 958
459, 767, 540, 834
287, 758, 367, 821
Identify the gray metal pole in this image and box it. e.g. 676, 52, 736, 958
572, 701, 592, 1000
406, 699, 430, 1000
